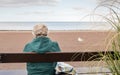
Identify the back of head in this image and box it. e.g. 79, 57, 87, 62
32, 24, 48, 37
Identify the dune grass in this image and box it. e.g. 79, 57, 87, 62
94, 0, 120, 75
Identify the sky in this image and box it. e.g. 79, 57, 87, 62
0, 0, 106, 22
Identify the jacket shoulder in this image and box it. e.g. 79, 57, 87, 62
23, 43, 31, 52
52, 42, 61, 52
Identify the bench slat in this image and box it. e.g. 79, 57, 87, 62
0, 51, 114, 63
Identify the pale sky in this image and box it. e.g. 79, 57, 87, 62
0, 0, 106, 22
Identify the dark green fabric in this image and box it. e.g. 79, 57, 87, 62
23, 36, 61, 75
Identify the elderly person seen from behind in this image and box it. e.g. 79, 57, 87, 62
23, 24, 61, 75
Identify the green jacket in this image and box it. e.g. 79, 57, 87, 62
23, 36, 61, 75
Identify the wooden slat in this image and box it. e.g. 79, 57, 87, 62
0, 51, 114, 63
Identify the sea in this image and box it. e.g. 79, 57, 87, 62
0, 22, 113, 30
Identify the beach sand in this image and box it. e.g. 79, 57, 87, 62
0, 30, 113, 70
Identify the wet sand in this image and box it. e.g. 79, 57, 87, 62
0, 30, 113, 70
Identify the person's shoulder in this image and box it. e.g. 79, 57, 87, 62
23, 42, 32, 52
52, 41, 58, 45
52, 41, 61, 52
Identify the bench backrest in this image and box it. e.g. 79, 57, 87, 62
0, 51, 115, 63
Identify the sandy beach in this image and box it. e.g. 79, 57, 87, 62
0, 30, 113, 70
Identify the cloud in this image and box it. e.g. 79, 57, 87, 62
19, 11, 54, 15
73, 7, 83, 10
0, 0, 61, 7
73, 7, 92, 13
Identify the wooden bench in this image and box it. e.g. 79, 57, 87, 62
0, 51, 111, 63
0, 51, 114, 75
